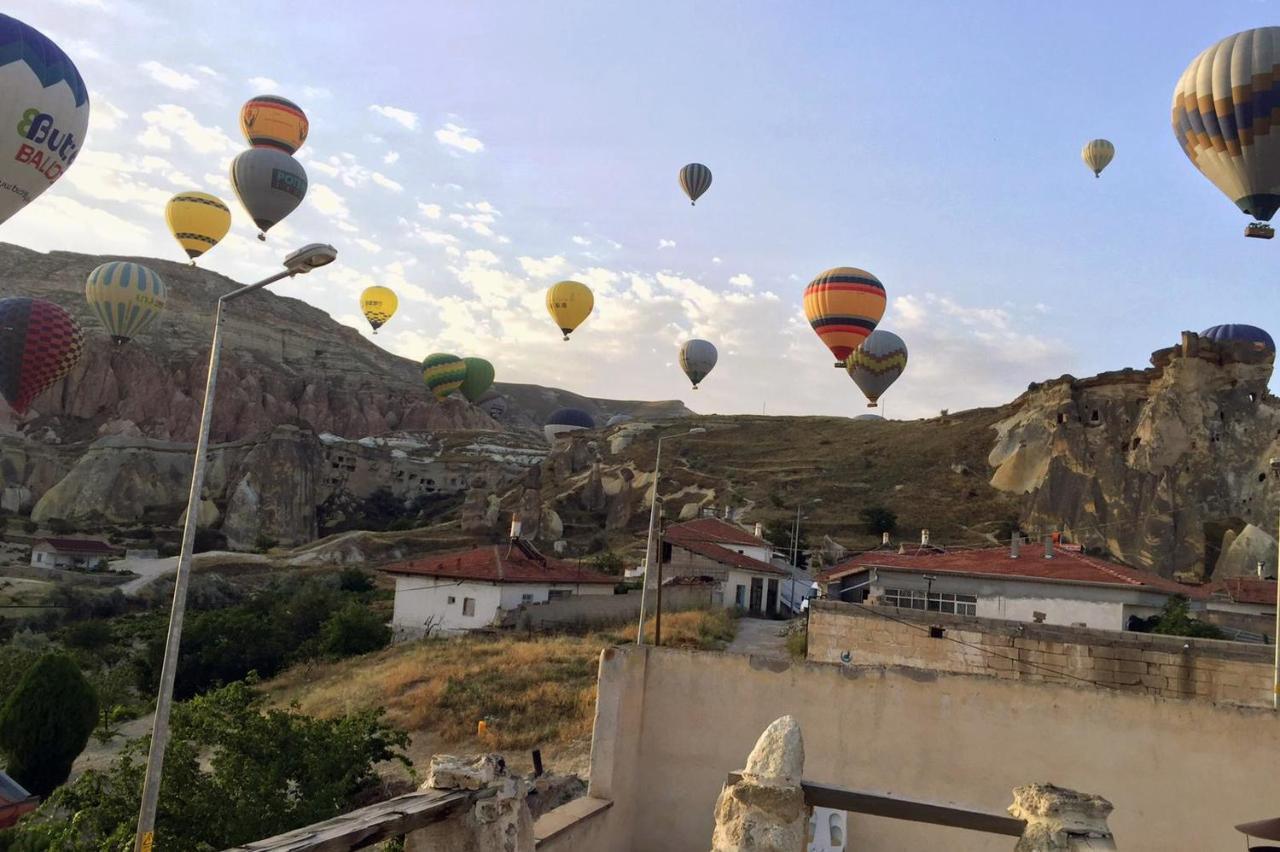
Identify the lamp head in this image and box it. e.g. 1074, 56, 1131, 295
284, 243, 338, 274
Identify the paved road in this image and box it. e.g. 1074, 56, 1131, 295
727, 617, 793, 661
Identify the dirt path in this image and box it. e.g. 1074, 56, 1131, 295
726, 618, 792, 661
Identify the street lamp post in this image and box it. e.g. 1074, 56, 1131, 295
133, 244, 337, 852
636, 426, 705, 645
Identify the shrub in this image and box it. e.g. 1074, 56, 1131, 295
587, 551, 625, 576
321, 604, 391, 658
860, 505, 898, 536
193, 528, 227, 553
21, 520, 37, 534
254, 534, 279, 552
63, 620, 112, 651
785, 629, 808, 660
46, 518, 74, 536
338, 568, 375, 593
0, 654, 99, 797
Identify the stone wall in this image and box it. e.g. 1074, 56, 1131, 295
807, 600, 1273, 707
500, 586, 713, 631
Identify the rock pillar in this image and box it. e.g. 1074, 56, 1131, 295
710, 715, 808, 852
1009, 783, 1116, 851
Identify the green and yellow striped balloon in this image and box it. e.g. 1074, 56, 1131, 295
422, 353, 466, 400
84, 261, 167, 344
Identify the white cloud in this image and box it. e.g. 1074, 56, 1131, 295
195, 65, 222, 78
136, 125, 171, 151
203, 172, 231, 192
140, 61, 198, 91
418, 203, 442, 219
88, 98, 128, 134
302, 86, 332, 100
449, 201, 502, 239
248, 76, 280, 91
1, 195, 153, 255
729, 273, 754, 289
465, 249, 500, 266
369, 104, 420, 130
607, 240, 623, 250
572, 235, 591, 246
434, 122, 484, 154
415, 228, 459, 246
372, 172, 404, 192
309, 184, 350, 219
658, 239, 676, 249
518, 255, 570, 278
384, 151, 400, 165
355, 238, 382, 253
140, 105, 238, 155
712, 256, 723, 264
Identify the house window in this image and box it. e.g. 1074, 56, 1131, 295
548, 589, 571, 600
447, 596, 456, 604
521, 593, 534, 603
882, 588, 927, 610
927, 591, 978, 616
661, 542, 673, 563
35, 552, 43, 563
462, 597, 476, 616
735, 584, 746, 607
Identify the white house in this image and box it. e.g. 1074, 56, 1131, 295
29, 538, 118, 570
661, 518, 789, 617
820, 535, 1195, 632
382, 538, 616, 637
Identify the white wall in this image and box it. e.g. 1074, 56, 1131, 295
391, 577, 615, 637
496, 582, 614, 609
977, 593, 1122, 630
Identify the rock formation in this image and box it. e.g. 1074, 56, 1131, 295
710, 715, 808, 852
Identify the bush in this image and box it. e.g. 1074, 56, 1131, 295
193, 528, 227, 553
587, 551, 625, 576
0, 654, 99, 797
321, 604, 391, 658
254, 534, 279, 552
21, 520, 37, 534
46, 518, 74, 536
860, 505, 898, 536
786, 629, 808, 660
1133, 596, 1224, 639
63, 620, 112, 651
338, 568, 375, 593
157, 542, 180, 558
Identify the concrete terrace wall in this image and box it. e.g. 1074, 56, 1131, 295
807, 600, 1274, 707
573, 643, 1280, 852
500, 586, 713, 631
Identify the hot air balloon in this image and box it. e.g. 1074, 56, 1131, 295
360, 286, 397, 333
1200, 324, 1276, 355
679, 163, 712, 205
845, 329, 907, 408
422, 353, 465, 400
678, 339, 718, 389
546, 280, 593, 340
1081, 139, 1114, 178
1173, 27, 1280, 239
84, 262, 167, 344
605, 413, 633, 427
0, 14, 90, 228
460, 357, 495, 402
544, 408, 593, 442
230, 148, 308, 240
0, 297, 84, 413
165, 192, 231, 262
240, 95, 308, 155
803, 267, 886, 367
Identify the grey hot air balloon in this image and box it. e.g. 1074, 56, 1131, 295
678, 163, 712, 205
230, 147, 308, 240
678, 339, 718, 389
844, 329, 907, 408
544, 407, 594, 443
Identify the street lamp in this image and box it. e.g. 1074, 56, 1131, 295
636, 426, 706, 644
133, 244, 338, 852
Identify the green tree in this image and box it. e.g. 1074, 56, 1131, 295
321, 603, 392, 658
1147, 596, 1224, 639
6, 682, 409, 850
338, 568, 375, 593
587, 551, 625, 576
0, 654, 99, 797
763, 519, 811, 569
859, 505, 898, 536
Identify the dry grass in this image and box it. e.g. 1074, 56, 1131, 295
623, 608, 736, 650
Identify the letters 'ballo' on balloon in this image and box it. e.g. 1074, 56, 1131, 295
460, 357, 495, 403
803, 267, 886, 366
678, 339, 718, 389
546, 280, 593, 341
230, 148, 308, 240
1173, 27, 1280, 232
544, 407, 594, 443
240, 95, 308, 155
0, 297, 84, 414
679, 163, 712, 205
360, 286, 398, 333
84, 262, 167, 344
0, 14, 90, 228
1081, 139, 1114, 178
845, 329, 907, 408
165, 192, 231, 262
422, 353, 466, 400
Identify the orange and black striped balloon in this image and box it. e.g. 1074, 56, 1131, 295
802, 267, 886, 366
240, 95, 309, 155
679, 163, 712, 205
0, 297, 85, 414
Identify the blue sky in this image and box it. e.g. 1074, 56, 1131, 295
4, 1, 1277, 420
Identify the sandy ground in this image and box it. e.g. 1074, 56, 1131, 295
726, 617, 792, 661
70, 713, 154, 779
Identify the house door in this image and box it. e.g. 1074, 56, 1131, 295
765, 579, 779, 617
749, 577, 764, 614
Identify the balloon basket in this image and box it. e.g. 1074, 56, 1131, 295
1246, 223, 1275, 240
257, 233, 266, 242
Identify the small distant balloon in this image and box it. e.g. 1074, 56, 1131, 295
165, 192, 231, 262
1081, 139, 1114, 178
230, 147, 308, 240
0, 297, 84, 413
240, 95, 309, 155
845, 329, 907, 408
422, 353, 466, 400
460, 357, 496, 402
803, 267, 886, 367
84, 262, 167, 344
679, 163, 712, 205
546, 280, 593, 341
360, 286, 398, 334
678, 339, 718, 389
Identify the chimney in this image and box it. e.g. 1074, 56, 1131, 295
921, 529, 930, 547
509, 515, 523, 541
882, 531, 890, 546
1011, 533, 1021, 559
754, 522, 764, 539
1043, 534, 1054, 559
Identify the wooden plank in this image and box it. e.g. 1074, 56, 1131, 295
225, 788, 495, 851
726, 774, 1025, 838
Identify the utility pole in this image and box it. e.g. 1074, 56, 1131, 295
655, 510, 665, 647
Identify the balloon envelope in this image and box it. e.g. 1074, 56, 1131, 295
679, 163, 712, 205
678, 339, 718, 389
240, 95, 308, 155
0, 13, 90, 227
1081, 139, 1114, 177
85, 262, 167, 343
1172, 27, 1280, 222
230, 147, 307, 238
845, 329, 907, 407
544, 407, 594, 442
460, 357, 495, 402
546, 280, 593, 340
165, 192, 230, 260
1201, 324, 1275, 354
422, 353, 465, 400
803, 267, 886, 365
0, 296, 84, 413
360, 286, 397, 332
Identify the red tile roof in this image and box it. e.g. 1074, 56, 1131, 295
664, 526, 785, 576
1206, 577, 1276, 606
825, 543, 1198, 596
380, 542, 616, 585
37, 538, 119, 555
665, 517, 771, 549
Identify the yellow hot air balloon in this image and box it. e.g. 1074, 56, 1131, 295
546, 280, 593, 341
360, 286, 398, 334
164, 192, 231, 263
